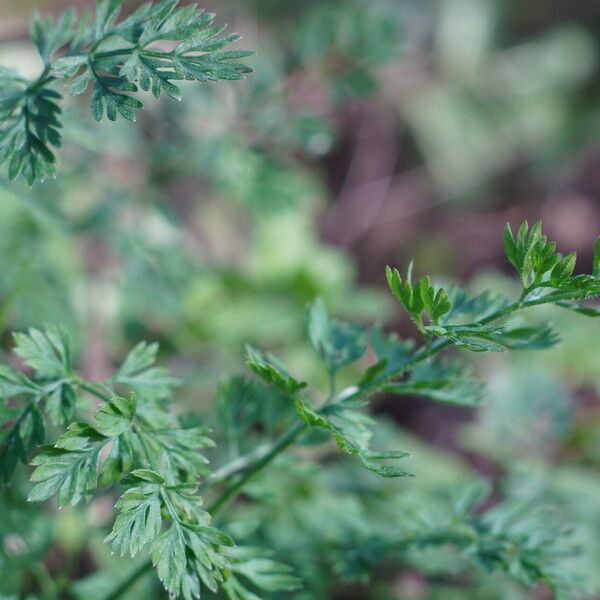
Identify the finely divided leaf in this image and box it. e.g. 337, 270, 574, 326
105, 470, 163, 557
383, 361, 484, 406
114, 341, 179, 400
246, 345, 306, 394
295, 398, 410, 478
223, 547, 301, 600
28, 423, 106, 506
13, 326, 73, 379
306, 298, 366, 373
94, 394, 137, 437
426, 323, 560, 353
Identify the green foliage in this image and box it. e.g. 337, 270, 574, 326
245, 345, 307, 395
112, 341, 179, 401
294, 1, 401, 98
295, 397, 411, 477
306, 297, 367, 377
108, 470, 234, 600
396, 481, 580, 599
426, 322, 560, 352
386, 264, 452, 333
0, 0, 598, 595
0, 134, 597, 599
0, 0, 252, 184
7, 326, 292, 600
383, 360, 484, 406
504, 221, 600, 303
385, 222, 600, 360
223, 547, 301, 599
28, 423, 107, 506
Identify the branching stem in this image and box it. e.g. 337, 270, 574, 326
98, 292, 545, 600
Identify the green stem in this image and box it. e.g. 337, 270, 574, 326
207, 420, 308, 516
100, 421, 308, 600
100, 292, 532, 600
94, 48, 134, 60
79, 381, 113, 403
200, 442, 272, 489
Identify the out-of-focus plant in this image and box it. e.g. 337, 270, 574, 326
2, 215, 600, 599
0, 0, 253, 184
1, 1, 600, 600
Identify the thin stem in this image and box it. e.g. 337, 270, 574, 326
200, 442, 272, 489
101, 291, 533, 600
100, 421, 308, 600
79, 381, 113, 403
207, 420, 308, 516
94, 48, 134, 60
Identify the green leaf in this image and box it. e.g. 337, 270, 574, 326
0, 401, 48, 482
152, 525, 187, 595
13, 326, 73, 379
593, 236, 600, 277
426, 323, 508, 352
223, 547, 301, 600
426, 323, 560, 352
550, 252, 577, 287
359, 325, 415, 388
0, 83, 63, 185
93, 0, 123, 39
114, 341, 179, 401
306, 298, 366, 373
386, 265, 451, 330
87, 2, 252, 122
94, 394, 137, 437
119, 49, 183, 101
51, 55, 87, 78
68, 71, 92, 96
502, 221, 600, 308
44, 383, 77, 426
139, 479, 235, 600
2, 1, 253, 183
504, 221, 558, 288
89, 78, 144, 122
132, 418, 214, 479
0, 365, 41, 398
28, 423, 107, 506
556, 301, 600, 317
246, 345, 306, 395
397, 483, 580, 599
105, 470, 163, 557
383, 361, 484, 406
98, 434, 133, 487
31, 8, 76, 65
295, 398, 410, 478
441, 287, 510, 325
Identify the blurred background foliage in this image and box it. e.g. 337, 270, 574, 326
1, 0, 600, 598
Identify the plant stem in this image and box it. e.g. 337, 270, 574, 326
79, 381, 113, 403
207, 420, 308, 516
100, 421, 307, 600
200, 442, 272, 488
101, 294, 529, 600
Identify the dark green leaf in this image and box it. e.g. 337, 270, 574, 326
383, 361, 484, 406
246, 345, 306, 395
306, 298, 366, 373
295, 398, 410, 478
13, 326, 73, 379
